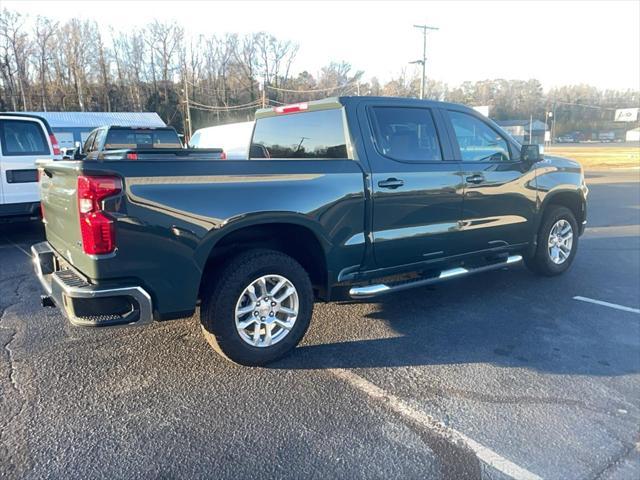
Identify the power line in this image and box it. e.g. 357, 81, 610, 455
186, 79, 254, 96
189, 98, 261, 109
265, 82, 358, 93
190, 105, 260, 113
186, 79, 358, 96
189, 99, 262, 111
553, 100, 618, 111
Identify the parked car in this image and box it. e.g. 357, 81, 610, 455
597, 132, 616, 143
32, 97, 588, 366
60, 147, 77, 159
188, 121, 255, 159
0, 113, 60, 220
77, 125, 224, 161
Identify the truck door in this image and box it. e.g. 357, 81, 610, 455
360, 103, 465, 269
443, 108, 537, 254
0, 116, 52, 206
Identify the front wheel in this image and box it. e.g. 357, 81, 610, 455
525, 205, 579, 276
200, 249, 314, 366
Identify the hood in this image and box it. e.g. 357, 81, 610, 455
539, 155, 582, 173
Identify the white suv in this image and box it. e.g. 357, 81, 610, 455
0, 113, 60, 220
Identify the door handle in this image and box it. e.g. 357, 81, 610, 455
378, 178, 404, 189
465, 174, 485, 184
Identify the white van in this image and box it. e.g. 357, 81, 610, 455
0, 113, 60, 220
188, 121, 255, 159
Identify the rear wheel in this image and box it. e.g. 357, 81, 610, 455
525, 205, 578, 276
200, 249, 313, 366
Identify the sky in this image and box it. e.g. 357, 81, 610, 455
5, 0, 640, 91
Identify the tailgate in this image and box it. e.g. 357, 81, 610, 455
38, 161, 85, 264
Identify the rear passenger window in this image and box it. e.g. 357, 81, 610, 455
0, 120, 49, 156
250, 109, 348, 159
369, 107, 442, 162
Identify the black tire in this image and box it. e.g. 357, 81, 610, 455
525, 205, 579, 276
200, 249, 313, 366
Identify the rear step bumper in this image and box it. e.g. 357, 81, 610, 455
31, 242, 153, 327
349, 255, 523, 299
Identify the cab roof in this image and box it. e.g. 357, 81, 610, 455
255, 96, 474, 119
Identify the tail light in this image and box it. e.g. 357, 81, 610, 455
126, 152, 138, 160
219, 151, 227, 160
37, 168, 45, 222
77, 175, 122, 255
49, 133, 61, 156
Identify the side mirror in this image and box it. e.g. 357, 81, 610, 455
73, 147, 85, 160
521, 144, 542, 163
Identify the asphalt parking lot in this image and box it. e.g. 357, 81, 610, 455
1, 169, 639, 479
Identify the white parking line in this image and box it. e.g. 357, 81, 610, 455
573, 296, 640, 314
1, 237, 29, 257
3, 238, 30, 257
330, 368, 543, 480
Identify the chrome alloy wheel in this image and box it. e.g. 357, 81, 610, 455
234, 274, 299, 348
548, 219, 574, 265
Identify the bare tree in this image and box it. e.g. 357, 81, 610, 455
96, 29, 112, 111
0, 8, 32, 110
33, 16, 57, 111
149, 21, 183, 96
236, 33, 260, 102
257, 33, 299, 103
0, 6, 636, 137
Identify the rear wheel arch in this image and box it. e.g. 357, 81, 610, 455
198, 221, 329, 301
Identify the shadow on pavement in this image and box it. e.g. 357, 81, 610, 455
0, 220, 45, 246
270, 261, 639, 377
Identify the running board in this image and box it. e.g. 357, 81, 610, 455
349, 255, 523, 299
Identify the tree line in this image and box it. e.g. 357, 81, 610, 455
1, 8, 638, 136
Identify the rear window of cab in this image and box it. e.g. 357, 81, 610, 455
250, 109, 348, 159
104, 129, 182, 150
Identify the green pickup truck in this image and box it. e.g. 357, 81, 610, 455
32, 97, 588, 366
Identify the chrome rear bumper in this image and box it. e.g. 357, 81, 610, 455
31, 242, 153, 327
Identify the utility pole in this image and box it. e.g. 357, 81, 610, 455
183, 75, 192, 139
551, 102, 557, 144
412, 24, 438, 99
